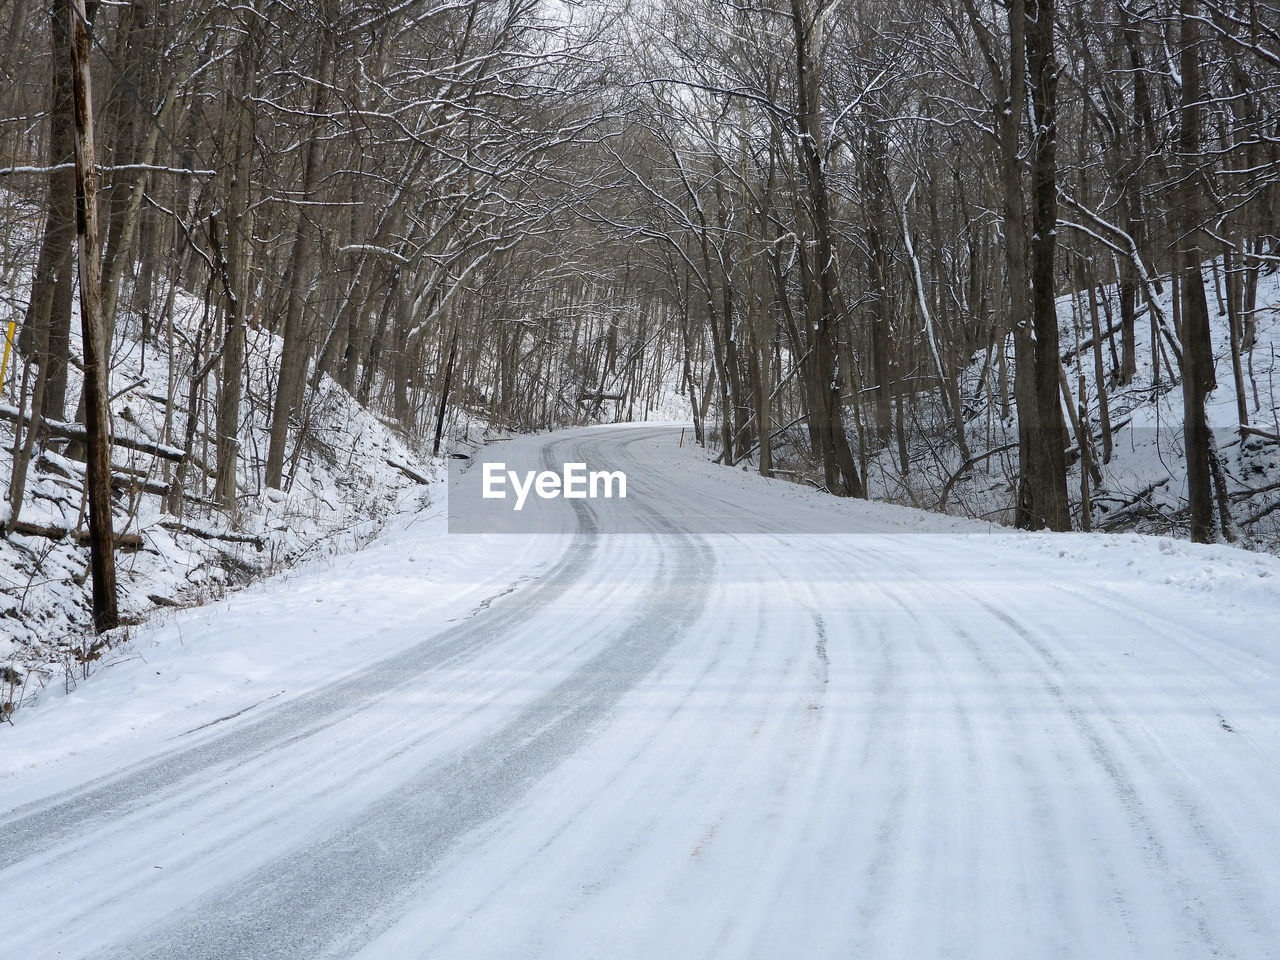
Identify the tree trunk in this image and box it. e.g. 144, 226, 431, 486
789, 0, 862, 497
1025, 0, 1070, 530
264, 18, 333, 488
1176, 0, 1217, 543
864, 115, 894, 445
18, 0, 80, 424
68, 0, 118, 632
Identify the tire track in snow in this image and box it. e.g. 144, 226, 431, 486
377, 445, 854, 960
8, 425, 1280, 960
822, 539, 1135, 957
913, 549, 1117, 954
977, 597, 1247, 956
0, 437, 610, 870
914, 561, 1193, 955
0, 544, 589, 868
995, 587, 1280, 952
1048, 577, 1279, 746
3, 555, 657, 958
88, 430, 716, 960
4, 432, 636, 952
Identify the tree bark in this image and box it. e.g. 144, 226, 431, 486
1025, 0, 1071, 530
265, 12, 334, 488
1176, 0, 1218, 543
68, 0, 118, 632
789, 0, 863, 497
18, 0, 80, 424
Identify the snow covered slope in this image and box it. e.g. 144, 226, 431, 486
1, 279, 439, 713
3, 423, 1279, 960
868, 260, 1280, 549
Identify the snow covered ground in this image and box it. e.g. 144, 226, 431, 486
0, 273, 439, 710
3, 423, 1280, 959
867, 260, 1280, 548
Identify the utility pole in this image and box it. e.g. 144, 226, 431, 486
68, 0, 119, 632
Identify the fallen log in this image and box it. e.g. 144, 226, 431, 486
37, 453, 171, 498
8, 519, 143, 551
385, 458, 431, 485
1241, 425, 1280, 445
111, 475, 170, 498
1, 403, 186, 462
159, 519, 264, 551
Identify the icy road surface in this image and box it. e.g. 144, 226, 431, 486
4, 424, 1280, 959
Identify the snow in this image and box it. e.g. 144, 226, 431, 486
864, 258, 1280, 549
0, 246, 445, 708
4, 423, 1280, 959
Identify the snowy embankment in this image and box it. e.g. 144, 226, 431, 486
3, 424, 1280, 960
867, 260, 1280, 547
1, 276, 442, 716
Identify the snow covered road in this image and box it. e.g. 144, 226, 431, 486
4, 424, 1280, 959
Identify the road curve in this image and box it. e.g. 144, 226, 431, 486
3, 424, 1280, 960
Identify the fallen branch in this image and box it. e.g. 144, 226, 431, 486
1240, 425, 1280, 445
159, 520, 264, 551
1, 403, 186, 462
1243, 497, 1280, 525
8, 519, 143, 551
385, 459, 431, 485
770, 468, 825, 490
940, 442, 1019, 511
1095, 478, 1172, 530
1229, 477, 1280, 502
37, 454, 171, 498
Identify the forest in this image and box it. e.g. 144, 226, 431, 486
6, 5, 1280, 954
2, 0, 1279, 635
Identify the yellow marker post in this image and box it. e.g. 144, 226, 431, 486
0, 317, 16, 395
